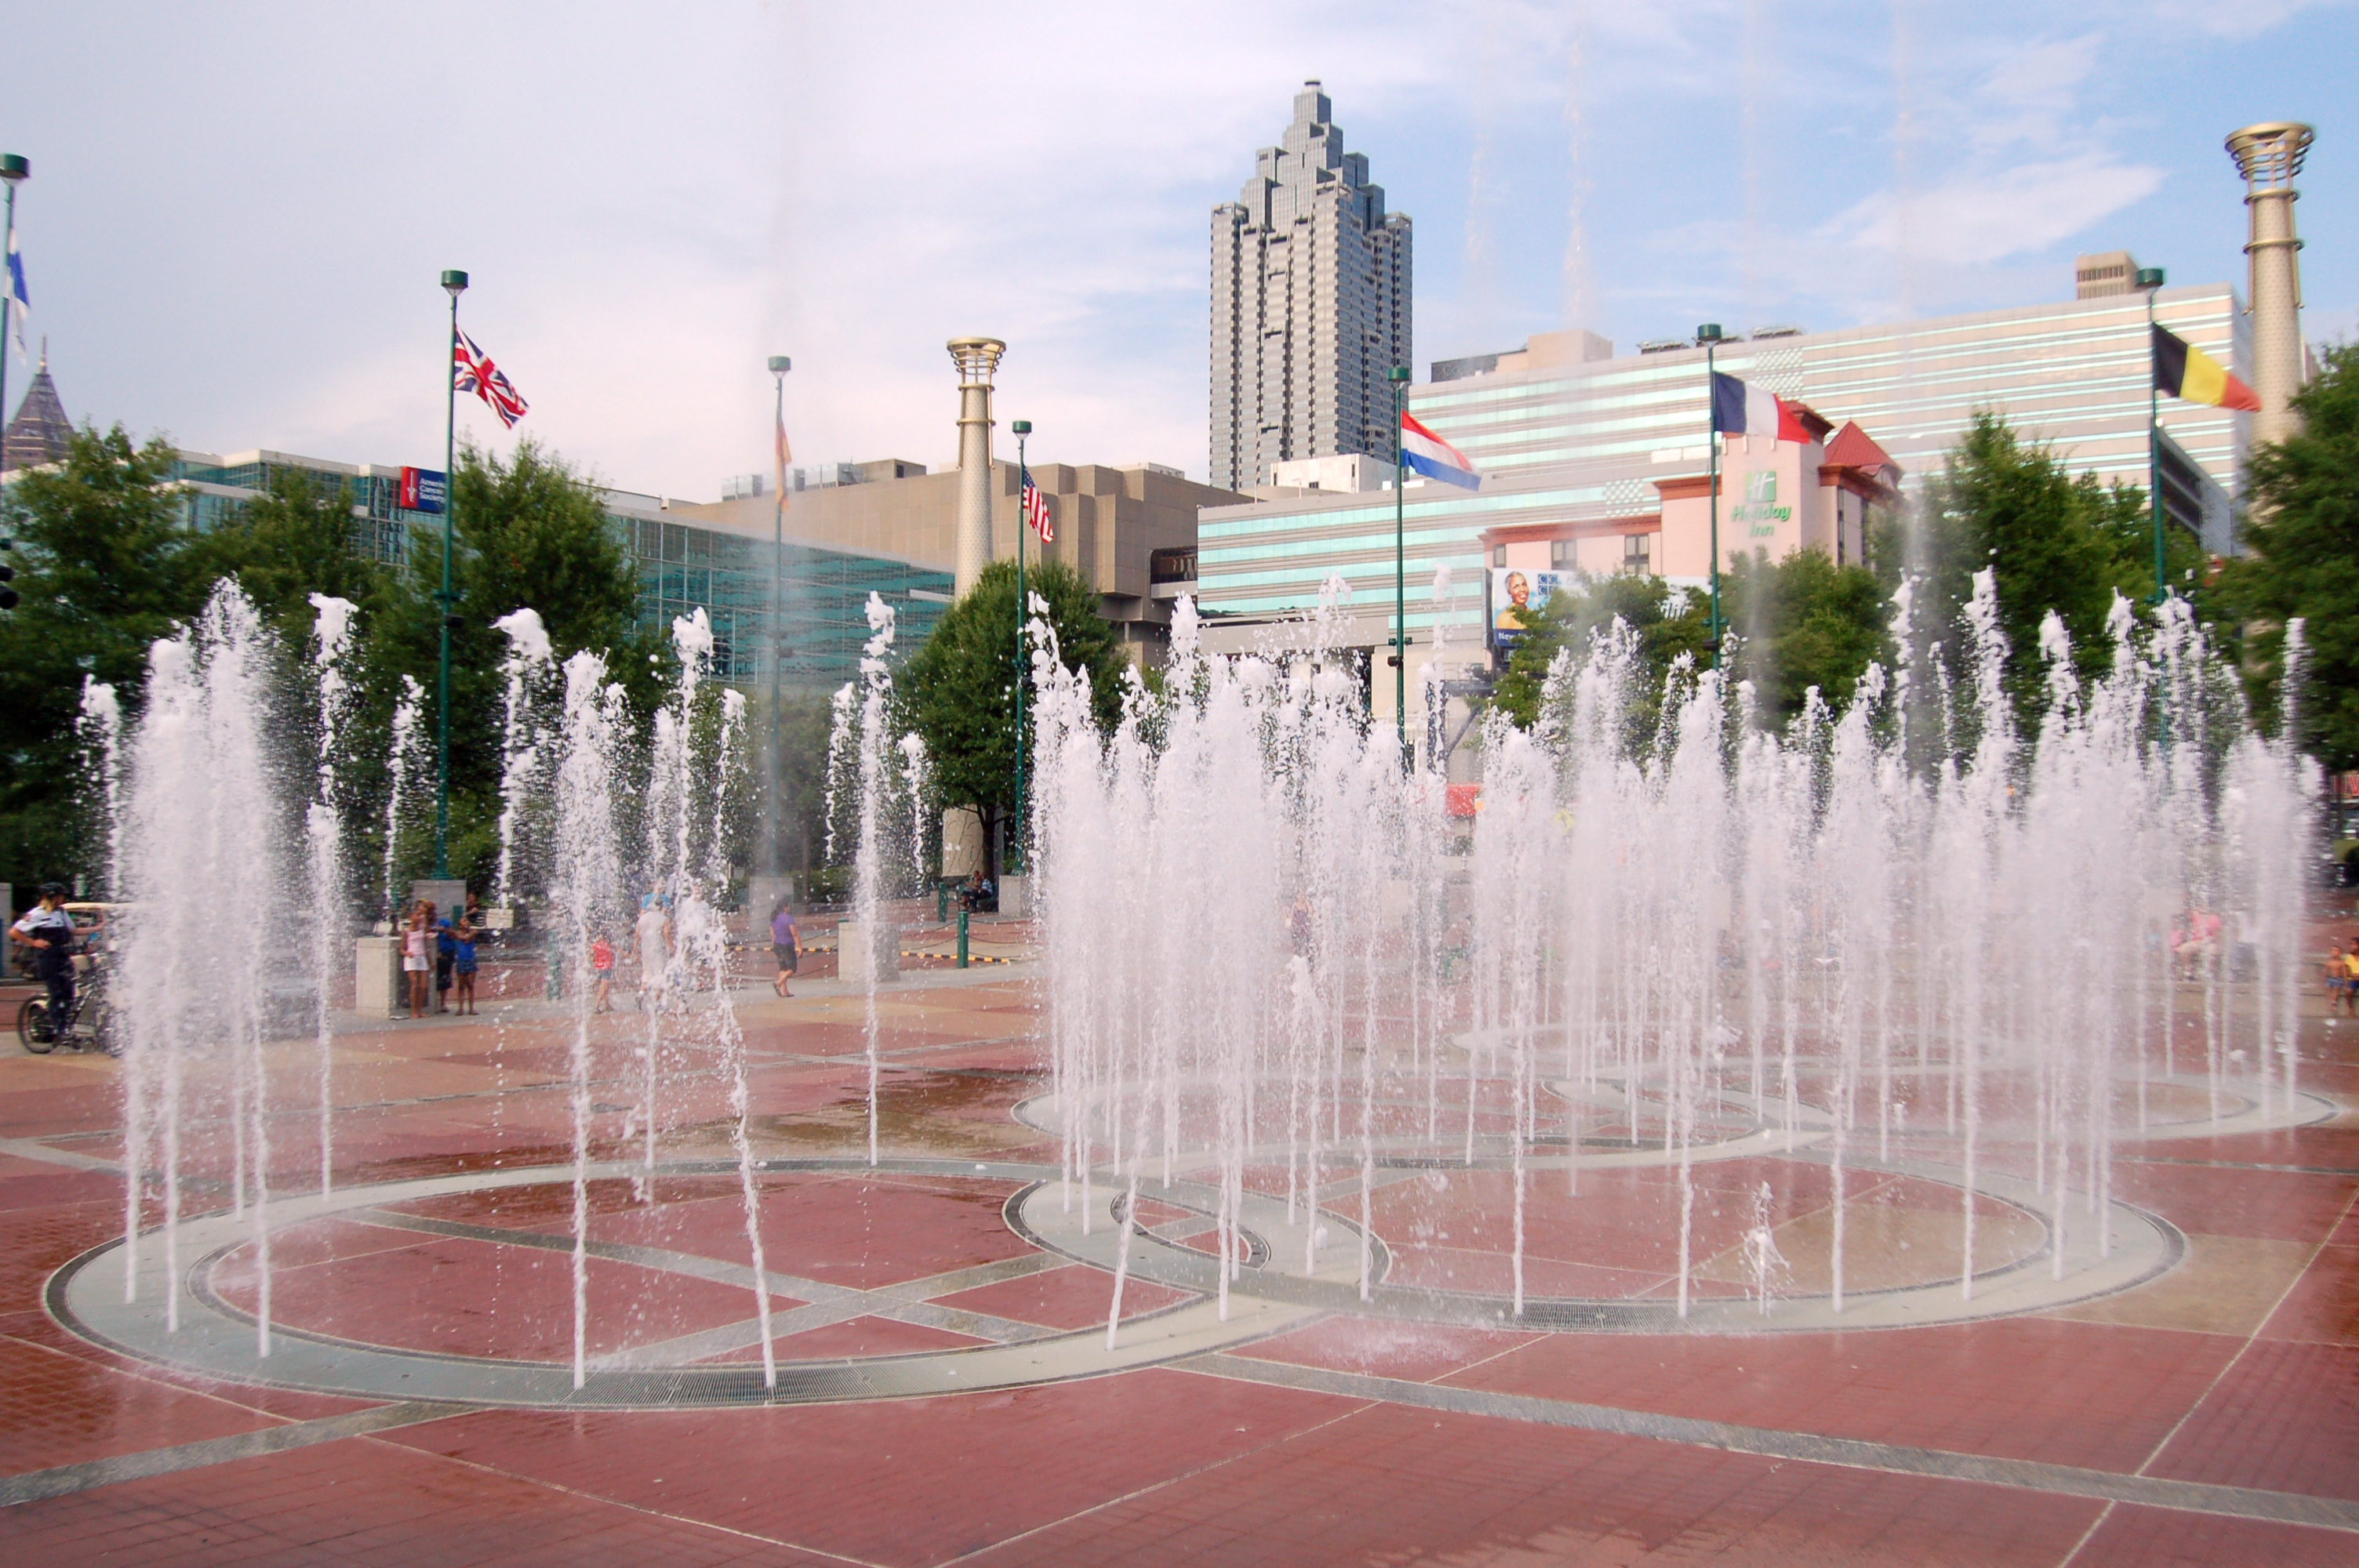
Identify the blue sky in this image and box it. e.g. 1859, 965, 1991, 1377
2, 0, 2351, 496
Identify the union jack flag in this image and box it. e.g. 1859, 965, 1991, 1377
1020, 466, 1053, 543
453, 328, 529, 429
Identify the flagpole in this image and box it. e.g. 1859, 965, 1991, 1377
0, 157, 26, 468
435, 270, 467, 882
1697, 324, 1725, 666
2139, 267, 2166, 604
1390, 366, 1410, 757
767, 355, 791, 881
1011, 420, 1030, 878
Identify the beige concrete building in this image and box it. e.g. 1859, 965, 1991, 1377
674, 459, 1245, 666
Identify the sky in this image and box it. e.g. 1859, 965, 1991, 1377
2, 0, 2353, 499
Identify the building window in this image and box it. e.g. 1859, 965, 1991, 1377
1623, 533, 1652, 575
1492, 546, 1506, 567
1549, 538, 1571, 570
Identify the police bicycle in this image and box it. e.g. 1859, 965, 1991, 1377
14, 904, 116, 1056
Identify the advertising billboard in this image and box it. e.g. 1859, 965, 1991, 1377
1487, 566, 1573, 648
399, 466, 447, 514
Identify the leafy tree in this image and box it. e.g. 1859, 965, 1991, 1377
363, 437, 660, 890
2215, 343, 2359, 769
900, 557, 1126, 877
1490, 571, 1712, 737
202, 466, 392, 643
0, 425, 207, 891
1879, 410, 2185, 734
1721, 546, 1892, 728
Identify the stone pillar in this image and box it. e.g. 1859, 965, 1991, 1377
947, 337, 1006, 598
2226, 123, 2315, 450
354, 935, 403, 1018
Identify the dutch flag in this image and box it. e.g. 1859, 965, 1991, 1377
1399, 412, 1481, 490
1710, 372, 1809, 443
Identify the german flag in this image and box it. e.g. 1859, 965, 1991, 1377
2153, 325, 2261, 411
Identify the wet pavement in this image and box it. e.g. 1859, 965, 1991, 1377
2, 964, 2356, 1566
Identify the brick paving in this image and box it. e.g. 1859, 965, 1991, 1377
0, 967, 2353, 1565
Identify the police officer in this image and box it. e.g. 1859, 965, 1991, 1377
9, 884, 80, 1033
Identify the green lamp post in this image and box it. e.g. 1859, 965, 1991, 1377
0, 156, 28, 477
1389, 365, 1412, 756
766, 354, 791, 879
1011, 419, 1032, 873
434, 269, 467, 879
2135, 267, 2167, 603
1696, 323, 1727, 666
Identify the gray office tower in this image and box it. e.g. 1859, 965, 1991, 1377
1209, 81, 1412, 494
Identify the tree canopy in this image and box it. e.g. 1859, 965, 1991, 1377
0, 426, 206, 888
2214, 343, 2359, 769
1879, 410, 2199, 734
362, 437, 660, 886
900, 557, 1127, 869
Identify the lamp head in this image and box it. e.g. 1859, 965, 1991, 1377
441, 270, 469, 298
768, 355, 791, 374
1695, 323, 1725, 343
0, 155, 27, 185
2135, 267, 2165, 291
1011, 419, 1032, 435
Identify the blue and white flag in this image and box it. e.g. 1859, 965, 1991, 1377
5, 225, 25, 354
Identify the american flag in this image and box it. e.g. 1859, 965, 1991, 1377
453, 328, 529, 429
1020, 466, 1053, 543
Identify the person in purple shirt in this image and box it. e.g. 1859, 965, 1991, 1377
769, 898, 799, 997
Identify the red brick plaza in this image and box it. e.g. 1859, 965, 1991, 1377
2, 927, 2355, 1566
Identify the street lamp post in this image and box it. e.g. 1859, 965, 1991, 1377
434, 270, 467, 880
2135, 267, 2167, 603
1696, 323, 1726, 665
0, 156, 28, 468
766, 355, 791, 880
1011, 419, 1032, 874
1389, 365, 1412, 757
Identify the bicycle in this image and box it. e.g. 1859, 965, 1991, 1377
16, 963, 111, 1056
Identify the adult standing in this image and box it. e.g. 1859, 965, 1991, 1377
633, 894, 671, 1014
770, 897, 798, 997
9, 884, 79, 1031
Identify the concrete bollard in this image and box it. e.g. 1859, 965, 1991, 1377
835, 919, 900, 987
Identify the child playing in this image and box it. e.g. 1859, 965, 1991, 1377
591, 932, 616, 1014
453, 919, 480, 1015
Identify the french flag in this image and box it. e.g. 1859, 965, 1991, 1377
1400, 412, 1481, 490
1710, 372, 1809, 443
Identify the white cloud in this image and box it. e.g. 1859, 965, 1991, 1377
1828, 153, 2166, 267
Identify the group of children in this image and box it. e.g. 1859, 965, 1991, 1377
398, 900, 481, 1018
2324, 936, 2359, 1017
581, 894, 800, 1013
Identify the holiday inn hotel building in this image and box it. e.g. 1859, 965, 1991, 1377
1194, 278, 2250, 670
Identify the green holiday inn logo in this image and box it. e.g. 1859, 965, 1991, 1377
1732, 468, 1790, 536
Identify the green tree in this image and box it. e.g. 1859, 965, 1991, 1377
2215, 343, 2359, 768
900, 557, 1126, 876
1880, 410, 2181, 734
202, 466, 392, 643
1722, 546, 1892, 728
1490, 572, 1713, 736
0, 425, 207, 891
365, 437, 660, 888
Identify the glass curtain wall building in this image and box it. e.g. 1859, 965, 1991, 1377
161, 451, 949, 693
1198, 283, 2248, 636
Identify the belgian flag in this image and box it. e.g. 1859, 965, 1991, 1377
2153, 325, 2261, 411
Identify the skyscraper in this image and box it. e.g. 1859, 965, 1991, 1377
1209, 82, 1411, 494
